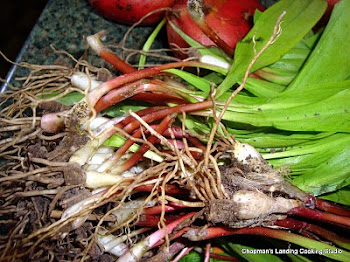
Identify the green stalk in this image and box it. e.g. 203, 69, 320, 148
138, 18, 166, 69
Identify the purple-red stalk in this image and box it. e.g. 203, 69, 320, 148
88, 61, 209, 107
136, 214, 181, 227
274, 218, 350, 250
143, 205, 184, 215
99, 49, 136, 74
134, 184, 188, 195
210, 253, 238, 262
94, 81, 186, 112
315, 198, 350, 217
123, 101, 213, 134
288, 206, 350, 228
204, 242, 211, 262
118, 212, 197, 261
185, 226, 318, 241
115, 115, 175, 174
152, 227, 191, 248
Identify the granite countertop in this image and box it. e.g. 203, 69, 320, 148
1, 0, 167, 91
1, 0, 277, 92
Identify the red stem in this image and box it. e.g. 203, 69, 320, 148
107, 125, 145, 168
136, 214, 181, 227
187, 136, 206, 152
132, 93, 187, 105
88, 60, 208, 106
210, 253, 239, 262
94, 80, 143, 112
152, 227, 191, 248
289, 206, 350, 228
123, 101, 213, 134
184, 226, 308, 241
147, 212, 197, 248
94, 81, 186, 112
315, 198, 350, 217
116, 115, 175, 174
204, 242, 211, 262
274, 218, 350, 249
115, 106, 166, 130
143, 205, 182, 215
172, 246, 194, 262
135, 184, 188, 195
99, 49, 136, 74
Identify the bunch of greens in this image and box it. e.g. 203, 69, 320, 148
39, 1, 350, 261
156, 0, 350, 204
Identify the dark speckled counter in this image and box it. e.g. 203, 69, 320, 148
2, 0, 277, 91
1, 0, 167, 91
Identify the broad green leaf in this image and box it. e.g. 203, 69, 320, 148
216, 0, 327, 98
264, 133, 349, 160
57, 92, 84, 105
294, 148, 350, 195
40, 90, 84, 106
179, 250, 233, 262
288, 0, 350, 90
179, 251, 202, 262
222, 89, 350, 132
319, 186, 350, 205
232, 129, 333, 148
244, 77, 284, 98
248, 80, 350, 112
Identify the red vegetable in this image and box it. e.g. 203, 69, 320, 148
88, 0, 175, 25
166, 0, 265, 57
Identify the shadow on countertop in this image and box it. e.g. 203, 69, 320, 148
0, 0, 48, 79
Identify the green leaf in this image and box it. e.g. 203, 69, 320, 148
256, 81, 350, 111
254, 40, 313, 86
294, 147, 350, 195
244, 77, 284, 98
287, 0, 350, 90
163, 68, 212, 94
222, 89, 350, 132
319, 186, 350, 205
103, 101, 148, 117
203, 72, 225, 85
216, 0, 327, 98
139, 18, 166, 69
179, 251, 202, 262
39, 90, 84, 106
232, 129, 333, 148
221, 242, 283, 262
57, 92, 84, 105
180, 250, 235, 262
